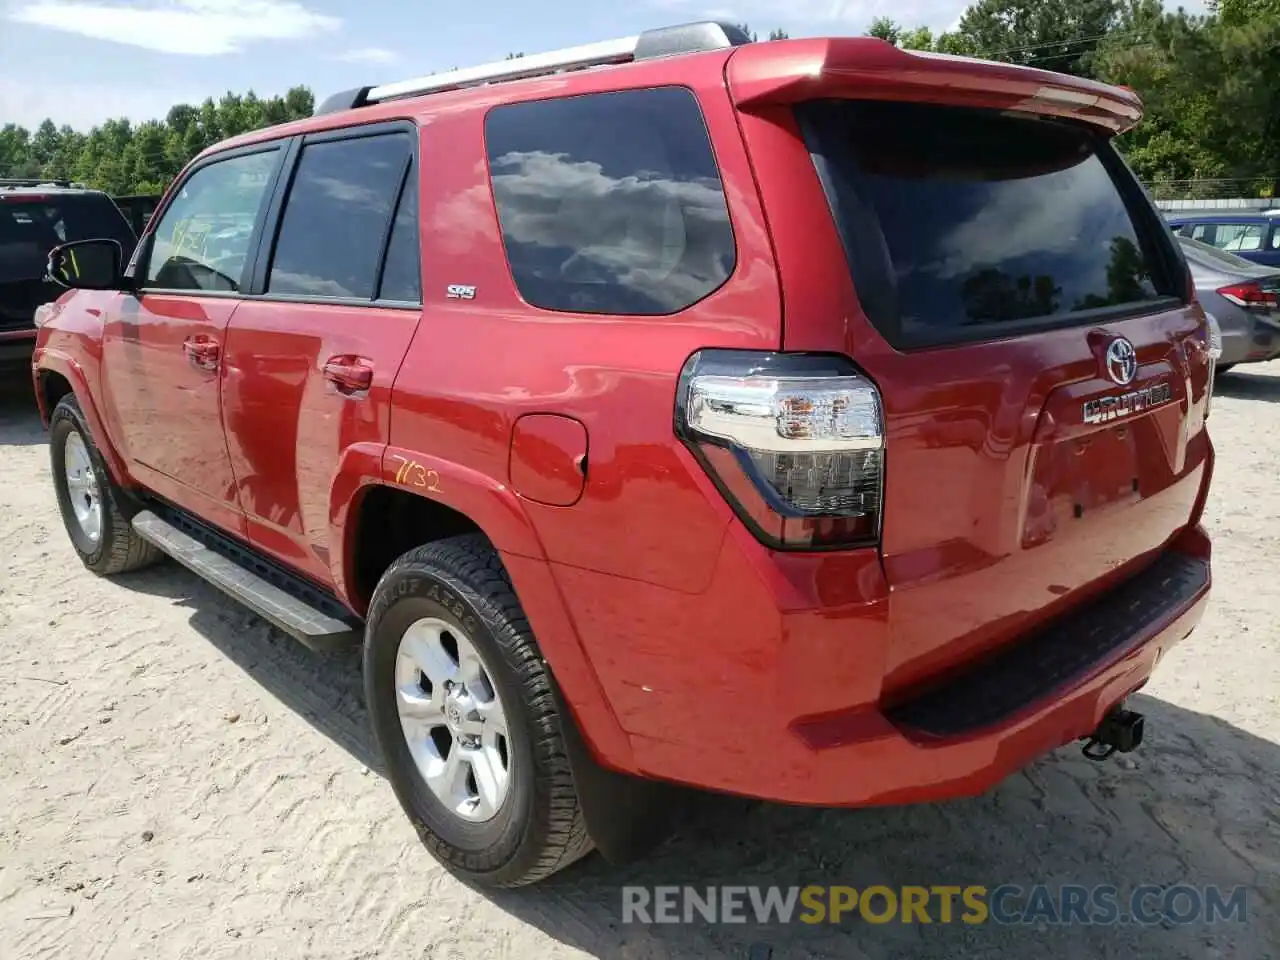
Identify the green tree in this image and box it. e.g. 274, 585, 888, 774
1095, 3, 1280, 192
867, 17, 902, 44
899, 26, 936, 49
953, 0, 1121, 76
1214, 0, 1280, 25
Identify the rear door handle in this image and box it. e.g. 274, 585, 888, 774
182, 335, 220, 371
323, 356, 374, 395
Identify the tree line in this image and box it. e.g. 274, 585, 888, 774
0, 87, 315, 196
1, 0, 1277, 198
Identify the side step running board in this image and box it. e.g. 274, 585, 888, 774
132, 510, 361, 652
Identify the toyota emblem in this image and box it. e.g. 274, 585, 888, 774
1105, 337, 1138, 386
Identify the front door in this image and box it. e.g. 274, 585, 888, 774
101, 145, 286, 536
221, 128, 421, 582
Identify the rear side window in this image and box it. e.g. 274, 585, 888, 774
484, 87, 735, 315
269, 133, 412, 300
377, 166, 420, 303
797, 101, 1178, 347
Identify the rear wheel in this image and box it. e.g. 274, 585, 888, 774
363, 534, 592, 887
49, 395, 161, 576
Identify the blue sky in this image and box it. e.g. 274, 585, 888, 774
1, 0, 1210, 131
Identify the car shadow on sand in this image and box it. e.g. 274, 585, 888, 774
0, 380, 47, 447
1215, 366, 1280, 405
109, 559, 1279, 960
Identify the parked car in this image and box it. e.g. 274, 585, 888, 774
31, 24, 1216, 888
1178, 234, 1280, 371
110, 194, 162, 239
1, 180, 136, 370
1167, 210, 1280, 267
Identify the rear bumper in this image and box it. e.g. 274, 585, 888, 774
1243, 320, 1280, 364
803, 582, 1204, 807
577, 523, 1210, 807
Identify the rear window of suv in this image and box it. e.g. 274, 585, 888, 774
796, 100, 1180, 348
484, 87, 736, 316
0, 194, 135, 283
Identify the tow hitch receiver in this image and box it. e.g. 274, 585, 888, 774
1081, 706, 1146, 761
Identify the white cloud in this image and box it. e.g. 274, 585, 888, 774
0, 75, 207, 129
8, 0, 340, 56
334, 46, 398, 64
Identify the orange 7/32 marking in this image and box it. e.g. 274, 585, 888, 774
390, 455, 442, 493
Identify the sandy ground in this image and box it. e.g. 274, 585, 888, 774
1, 367, 1278, 960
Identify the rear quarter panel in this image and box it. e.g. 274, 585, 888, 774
389, 56, 783, 592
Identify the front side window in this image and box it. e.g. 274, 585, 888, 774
146, 149, 279, 292
269, 133, 411, 300
798, 100, 1176, 346
484, 87, 736, 316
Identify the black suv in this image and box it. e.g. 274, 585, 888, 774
1, 180, 137, 368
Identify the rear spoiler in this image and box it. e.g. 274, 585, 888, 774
726, 38, 1143, 135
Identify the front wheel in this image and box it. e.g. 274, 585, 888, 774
363, 534, 592, 887
49, 395, 161, 576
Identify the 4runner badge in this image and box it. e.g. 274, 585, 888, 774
1082, 381, 1173, 425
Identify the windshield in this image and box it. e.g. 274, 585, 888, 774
0, 195, 136, 283
797, 100, 1180, 347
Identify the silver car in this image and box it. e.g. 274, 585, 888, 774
1178, 235, 1280, 372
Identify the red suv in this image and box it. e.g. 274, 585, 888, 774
32, 23, 1216, 887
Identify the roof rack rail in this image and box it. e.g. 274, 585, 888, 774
316, 21, 751, 115
0, 177, 75, 188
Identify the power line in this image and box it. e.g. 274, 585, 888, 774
981, 28, 1145, 59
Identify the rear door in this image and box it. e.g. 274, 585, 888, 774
762, 93, 1213, 696
221, 125, 422, 583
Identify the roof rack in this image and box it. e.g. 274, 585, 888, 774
0, 178, 78, 189
316, 21, 751, 115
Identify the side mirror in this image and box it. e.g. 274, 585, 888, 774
47, 239, 124, 291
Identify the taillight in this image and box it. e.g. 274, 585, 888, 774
676, 350, 884, 550
1218, 282, 1279, 309
33, 303, 56, 327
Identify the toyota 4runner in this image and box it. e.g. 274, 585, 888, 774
32, 23, 1216, 887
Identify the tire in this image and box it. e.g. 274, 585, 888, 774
363, 534, 592, 887
49, 395, 162, 576
1216, 363, 1236, 374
